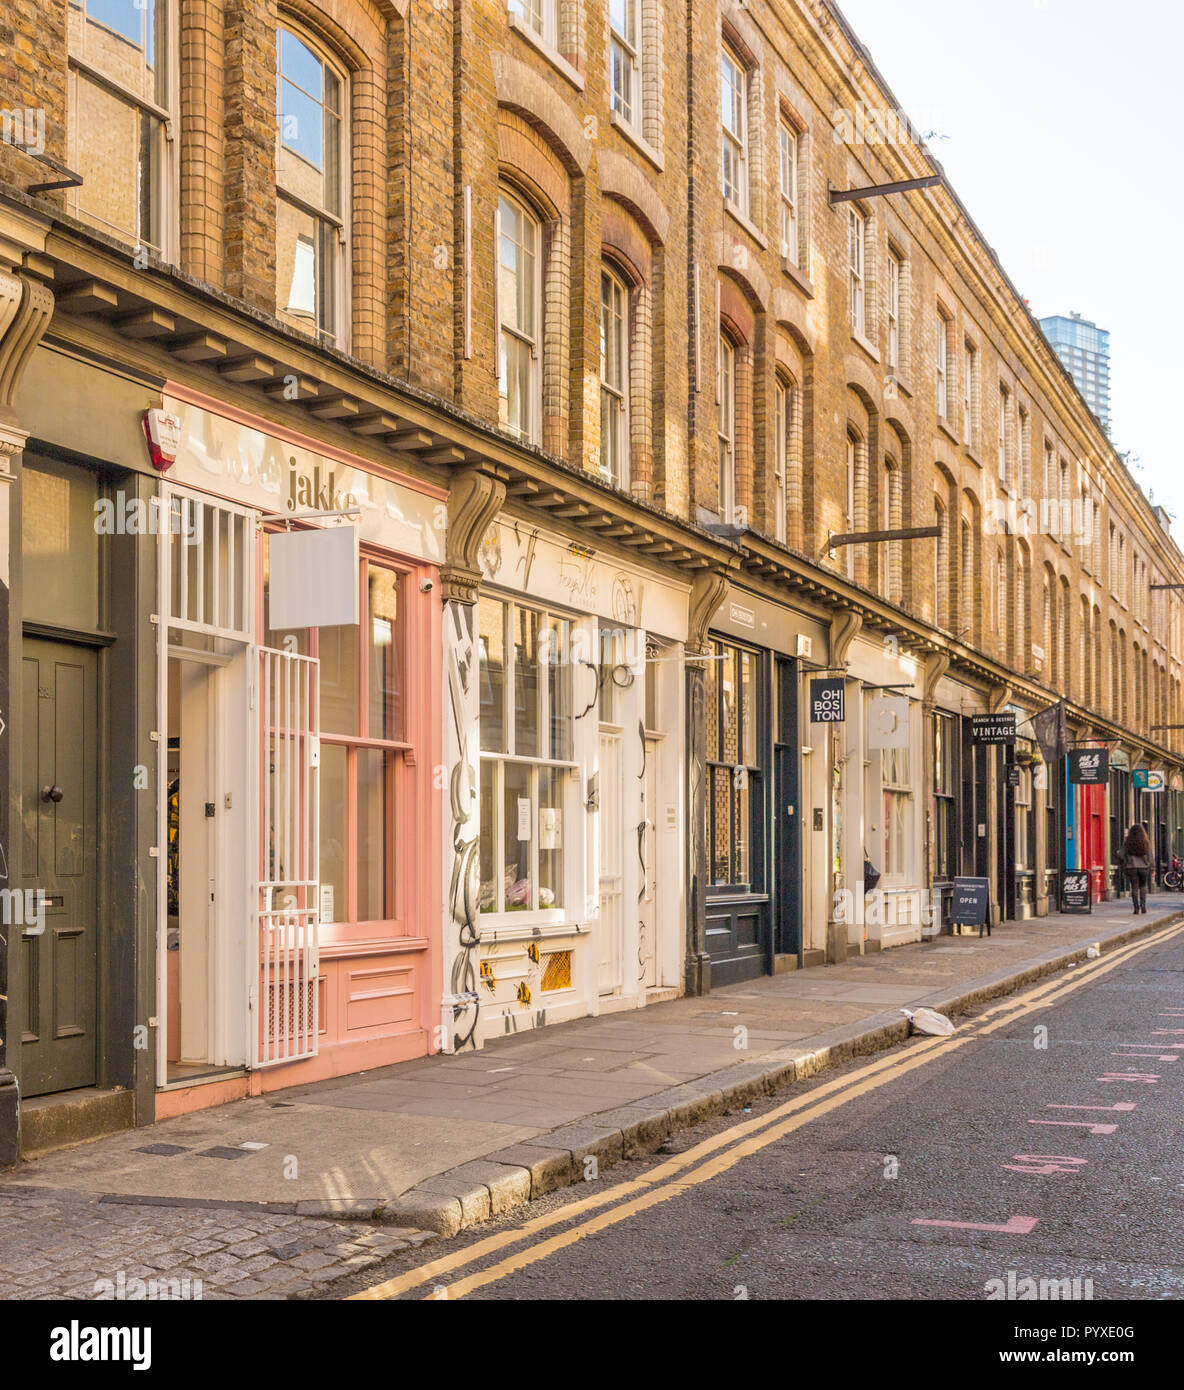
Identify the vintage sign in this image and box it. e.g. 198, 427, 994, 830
972, 712, 1016, 745
1061, 871, 1092, 914
1133, 770, 1166, 792
809, 677, 845, 724
951, 876, 990, 927
1068, 748, 1109, 785
868, 695, 909, 749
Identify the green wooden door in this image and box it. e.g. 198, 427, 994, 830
20, 638, 100, 1096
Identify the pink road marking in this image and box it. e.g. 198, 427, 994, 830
913, 1215, 1039, 1234
1151, 1030, 1184, 1036
1097, 1073, 1159, 1083
1045, 1102, 1136, 1113
1117, 1042, 1184, 1049
1111, 1053, 1178, 1061
1029, 1120, 1118, 1134
1002, 1158, 1088, 1175
1158, 1011, 1184, 1017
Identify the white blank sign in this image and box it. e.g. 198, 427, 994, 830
268, 525, 360, 630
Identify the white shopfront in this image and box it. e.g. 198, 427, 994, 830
441, 515, 689, 1050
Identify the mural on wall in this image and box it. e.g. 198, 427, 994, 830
445, 598, 482, 1052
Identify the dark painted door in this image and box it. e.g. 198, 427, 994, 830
773, 656, 801, 957
20, 638, 100, 1096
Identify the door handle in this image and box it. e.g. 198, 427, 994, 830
41, 785, 63, 804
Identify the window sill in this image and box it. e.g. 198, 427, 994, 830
779, 255, 814, 299
885, 372, 912, 400
850, 330, 880, 365
609, 110, 663, 171
937, 419, 961, 448
724, 200, 769, 250
507, 12, 585, 91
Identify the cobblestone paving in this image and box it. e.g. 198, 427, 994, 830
0, 1186, 436, 1300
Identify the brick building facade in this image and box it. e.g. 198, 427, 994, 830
0, 0, 1178, 1155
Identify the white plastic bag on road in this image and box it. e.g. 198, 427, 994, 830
901, 1007, 955, 1037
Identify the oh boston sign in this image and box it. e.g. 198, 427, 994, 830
809, 678, 845, 724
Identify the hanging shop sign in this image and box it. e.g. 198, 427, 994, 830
951, 876, 990, 927
1006, 764, 1021, 788
1133, 770, 1166, 791
868, 695, 909, 749
809, 678, 845, 724
1111, 749, 1130, 772
268, 524, 360, 630
971, 712, 1016, 745
1061, 871, 1092, 914
1068, 748, 1109, 785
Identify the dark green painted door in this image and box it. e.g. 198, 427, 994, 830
20, 638, 100, 1096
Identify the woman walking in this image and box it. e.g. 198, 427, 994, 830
1121, 824, 1153, 914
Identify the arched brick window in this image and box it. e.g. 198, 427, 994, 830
276, 22, 349, 347
496, 188, 543, 444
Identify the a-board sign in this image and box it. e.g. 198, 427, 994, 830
1061, 871, 1092, 914
951, 876, 990, 927
809, 677, 845, 724
972, 713, 1016, 744
1068, 749, 1109, 785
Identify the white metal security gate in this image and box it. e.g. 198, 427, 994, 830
155, 485, 257, 1082
252, 646, 321, 1066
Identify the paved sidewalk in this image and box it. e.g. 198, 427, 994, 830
2, 896, 1180, 1295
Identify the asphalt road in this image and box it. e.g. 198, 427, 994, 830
336, 924, 1184, 1303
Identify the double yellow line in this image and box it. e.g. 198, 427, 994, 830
350, 918, 1184, 1301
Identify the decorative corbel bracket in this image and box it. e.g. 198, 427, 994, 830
441, 466, 506, 606
921, 650, 950, 706
686, 568, 729, 658
0, 269, 53, 462
828, 608, 862, 669
987, 682, 1013, 716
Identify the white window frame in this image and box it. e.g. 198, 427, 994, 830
849, 207, 867, 338
778, 119, 799, 265
609, 0, 640, 129
276, 22, 350, 349
718, 334, 736, 524
936, 310, 949, 419
886, 249, 901, 371
496, 190, 543, 445
963, 340, 976, 445
477, 594, 578, 926
600, 265, 630, 489
998, 384, 1010, 483
67, 0, 178, 260
720, 45, 748, 213
509, 0, 558, 47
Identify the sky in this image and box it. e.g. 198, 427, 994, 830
836, 0, 1183, 532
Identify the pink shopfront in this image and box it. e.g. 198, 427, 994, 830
153, 387, 443, 1117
